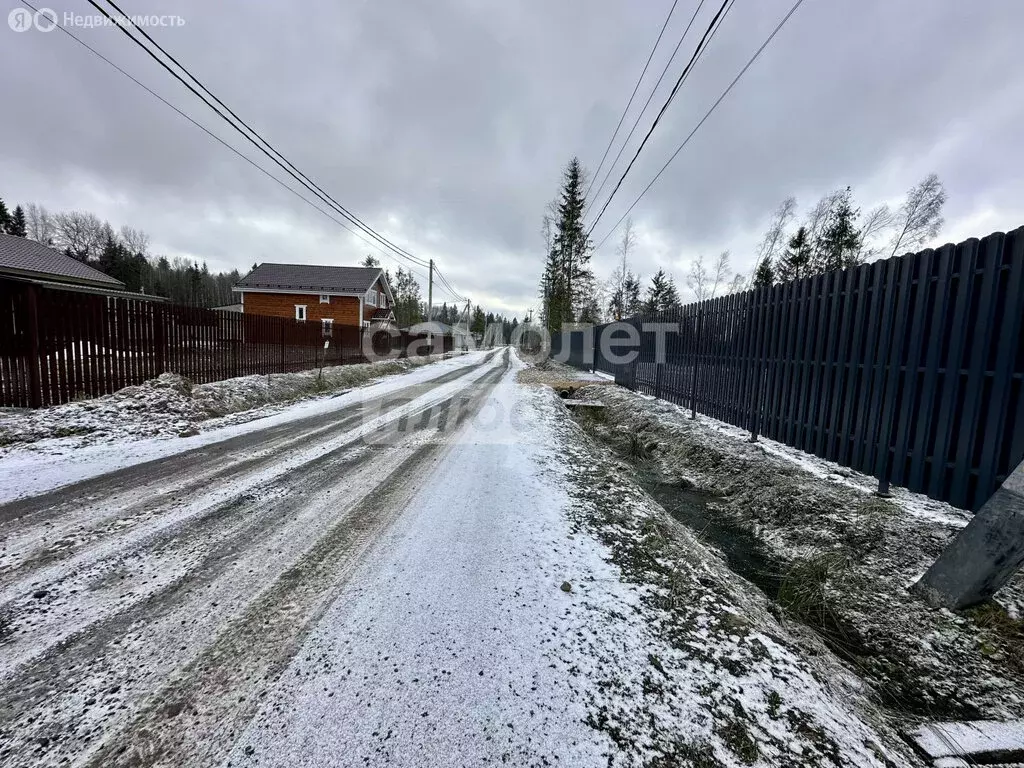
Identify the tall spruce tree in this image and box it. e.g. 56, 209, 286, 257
815, 187, 861, 272
0, 198, 10, 234
643, 269, 679, 314
549, 157, 592, 328
8, 205, 27, 237
753, 258, 775, 288
777, 226, 813, 282
623, 274, 643, 317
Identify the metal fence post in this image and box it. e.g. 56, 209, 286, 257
689, 309, 701, 420
655, 361, 663, 399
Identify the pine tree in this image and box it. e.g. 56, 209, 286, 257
545, 157, 592, 330
753, 258, 775, 288
470, 305, 486, 336
777, 226, 813, 282
8, 205, 27, 237
643, 269, 678, 314
362, 254, 380, 268
539, 245, 568, 333
815, 187, 861, 273
624, 274, 643, 317
0, 198, 10, 234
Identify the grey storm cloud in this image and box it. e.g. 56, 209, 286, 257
2, 0, 1023, 316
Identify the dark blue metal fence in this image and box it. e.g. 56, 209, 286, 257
554, 226, 1024, 512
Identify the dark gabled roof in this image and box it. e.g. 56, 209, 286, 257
371, 308, 394, 320
0, 234, 125, 288
234, 263, 385, 294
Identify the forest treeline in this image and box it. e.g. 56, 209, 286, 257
537, 159, 947, 329
0, 196, 517, 337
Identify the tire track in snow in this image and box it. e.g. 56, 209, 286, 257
0, 354, 496, 585
0, 354, 504, 678
0, 352, 509, 768
83, 357, 511, 768
0, 353, 497, 594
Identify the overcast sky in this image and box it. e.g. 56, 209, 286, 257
3, 0, 1023, 317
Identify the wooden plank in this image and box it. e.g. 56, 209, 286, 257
761, 282, 787, 440
793, 274, 821, 451
929, 239, 980, 499
818, 268, 848, 458
950, 233, 1004, 508
872, 252, 918, 487
976, 228, 1024, 506
835, 265, 871, 465
890, 249, 934, 487
773, 279, 800, 441
849, 260, 888, 472
793, 275, 814, 450
908, 244, 955, 492
862, 256, 904, 477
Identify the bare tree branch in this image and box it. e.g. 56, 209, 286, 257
890, 173, 947, 257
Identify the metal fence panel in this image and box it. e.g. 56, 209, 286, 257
559, 226, 1024, 512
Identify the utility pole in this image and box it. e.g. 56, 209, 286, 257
426, 258, 434, 350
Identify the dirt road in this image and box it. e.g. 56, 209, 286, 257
0, 350, 508, 767
0, 349, 918, 768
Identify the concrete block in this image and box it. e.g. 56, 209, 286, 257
905, 720, 1024, 765
914, 458, 1024, 610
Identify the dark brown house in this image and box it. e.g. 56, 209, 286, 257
0, 233, 163, 300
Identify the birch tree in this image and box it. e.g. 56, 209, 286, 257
889, 173, 947, 257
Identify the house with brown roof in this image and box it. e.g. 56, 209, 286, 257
232, 263, 396, 335
0, 233, 162, 300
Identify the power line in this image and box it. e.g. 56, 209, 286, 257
586, 0, 735, 238
97, 0, 474, 303
585, 0, 708, 217
591, 0, 809, 253
86, 0, 430, 270
583, 0, 681, 203
433, 265, 467, 303
18, 0, 419, 269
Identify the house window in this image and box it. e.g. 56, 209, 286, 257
366, 290, 377, 307
322, 318, 333, 337
295, 305, 307, 321
319, 294, 330, 304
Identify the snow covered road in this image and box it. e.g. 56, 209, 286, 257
0, 349, 912, 767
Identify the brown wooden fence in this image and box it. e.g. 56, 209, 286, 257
553, 226, 1024, 512
0, 280, 452, 408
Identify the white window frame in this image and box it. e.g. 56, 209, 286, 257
322, 318, 333, 337
295, 304, 307, 321
366, 289, 377, 307
319, 294, 330, 304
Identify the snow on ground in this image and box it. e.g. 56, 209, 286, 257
0, 351, 488, 503
561, 373, 1024, 728
0, 352, 472, 452
221, 352, 911, 767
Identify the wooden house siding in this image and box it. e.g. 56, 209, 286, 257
242, 291, 361, 326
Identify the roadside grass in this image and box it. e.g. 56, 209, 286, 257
567, 382, 1024, 725
965, 600, 1024, 671
543, 419, 904, 765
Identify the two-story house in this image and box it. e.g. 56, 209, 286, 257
232, 263, 396, 335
